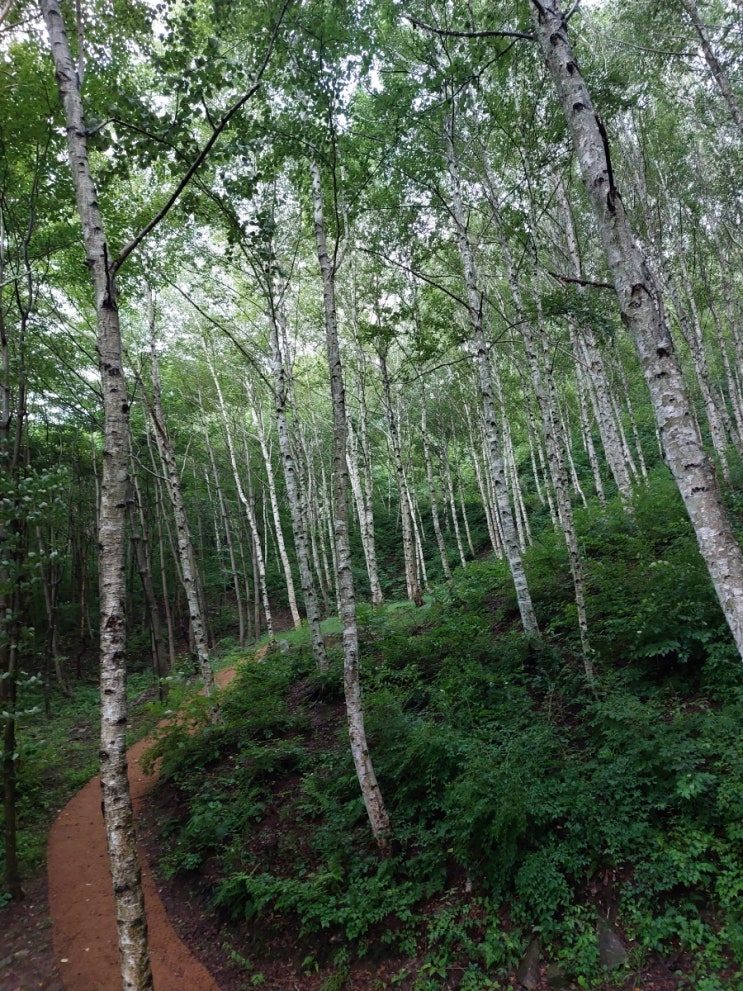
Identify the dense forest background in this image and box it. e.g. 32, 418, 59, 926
2, 0, 743, 988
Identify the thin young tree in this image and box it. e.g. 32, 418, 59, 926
311, 157, 391, 851
444, 107, 539, 636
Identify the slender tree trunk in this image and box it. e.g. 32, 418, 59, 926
466, 411, 501, 556
406, 473, 430, 594
454, 446, 477, 558
679, 0, 743, 138
0, 295, 23, 894
127, 459, 168, 685
355, 356, 384, 606
264, 290, 328, 667
441, 441, 467, 569
246, 379, 302, 628
571, 338, 606, 503
206, 357, 274, 640
490, 182, 592, 666
445, 115, 539, 635
147, 430, 178, 670
41, 1, 152, 983
143, 334, 216, 699
203, 425, 246, 647
556, 179, 633, 501
311, 159, 390, 851
378, 347, 422, 606
531, 0, 743, 658
421, 388, 452, 583
38, 525, 69, 695
662, 265, 731, 476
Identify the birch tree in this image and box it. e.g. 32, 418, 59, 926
530, 0, 743, 659
444, 109, 539, 636
141, 315, 217, 697
40, 1, 152, 983
311, 158, 391, 851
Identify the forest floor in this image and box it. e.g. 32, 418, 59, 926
0, 650, 692, 991
0, 662, 239, 991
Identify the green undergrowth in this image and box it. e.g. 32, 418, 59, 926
0, 651, 233, 891
146, 471, 743, 989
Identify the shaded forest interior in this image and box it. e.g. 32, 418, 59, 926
3, 0, 743, 988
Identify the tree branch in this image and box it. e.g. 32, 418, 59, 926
111, 0, 292, 274
404, 14, 533, 42
547, 269, 614, 290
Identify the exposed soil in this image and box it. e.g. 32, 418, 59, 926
2, 665, 237, 991
0, 872, 64, 991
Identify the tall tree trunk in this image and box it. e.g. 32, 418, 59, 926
0, 285, 23, 893
499, 274, 597, 660
143, 333, 217, 699
679, 0, 743, 138
246, 379, 302, 628
444, 115, 539, 635
206, 356, 274, 641
346, 366, 384, 605
441, 440, 468, 569
264, 288, 328, 668
556, 178, 633, 501
203, 424, 246, 647
147, 430, 178, 670
378, 347, 422, 606
421, 387, 452, 583
41, 1, 152, 984
127, 458, 169, 685
571, 332, 606, 503
531, 0, 743, 659
311, 159, 390, 851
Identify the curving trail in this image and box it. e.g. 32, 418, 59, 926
47, 665, 238, 991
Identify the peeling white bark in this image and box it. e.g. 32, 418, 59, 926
531, 0, 743, 659
40, 1, 152, 985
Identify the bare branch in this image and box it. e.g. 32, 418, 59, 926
547, 269, 615, 290
403, 14, 533, 42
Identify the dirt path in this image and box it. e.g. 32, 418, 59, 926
47, 665, 238, 991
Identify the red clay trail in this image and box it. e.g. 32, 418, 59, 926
47, 665, 238, 991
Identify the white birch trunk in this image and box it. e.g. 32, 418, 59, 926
41, 1, 152, 984
421, 390, 452, 582
246, 380, 302, 628
572, 344, 606, 503
208, 362, 274, 641
490, 187, 592, 667
265, 290, 328, 669
467, 414, 501, 556
378, 348, 422, 606
347, 414, 384, 606
532, 0, 743, 658
203, 425, 246, 646
445, 118, 538, 634
663, 268, 730, 477
679, 0, 743, 138
442, 441, 468, 569
311, 160, 390, 850
145, 346, 216, 699
349, 353, 384, 605
406, 475, 430, 594
557, 176, 634, 500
